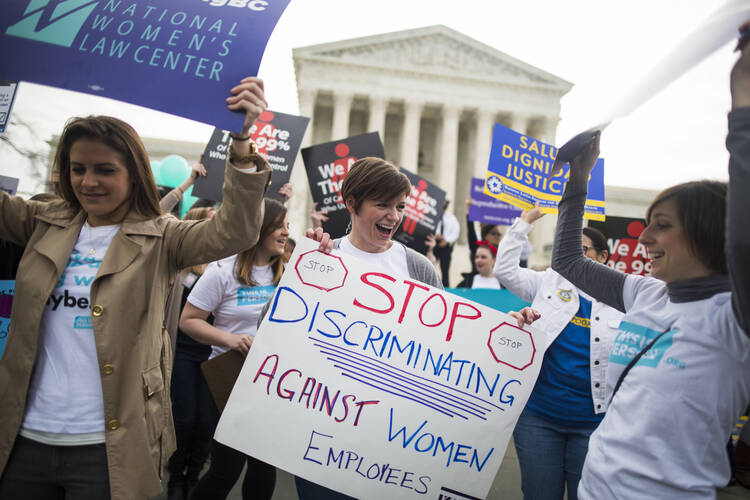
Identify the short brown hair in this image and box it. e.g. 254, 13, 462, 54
55, 115, 161, 219
340, 157, 411, 214
646, 180, 727, 274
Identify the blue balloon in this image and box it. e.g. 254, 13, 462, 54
157, 155, 189, 188
150, 160, 161, 181
181, 185, 199, 218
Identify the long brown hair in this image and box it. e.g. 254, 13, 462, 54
54, 115, 161, 219
234, 199, 287, 286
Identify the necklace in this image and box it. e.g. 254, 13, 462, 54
82, 222, 121, 256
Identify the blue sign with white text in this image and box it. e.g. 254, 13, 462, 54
0, 0, 290, 131
484, 123, 606, 221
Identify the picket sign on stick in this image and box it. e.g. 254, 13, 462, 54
553, 0, 750, 173
216, 237, 544, 500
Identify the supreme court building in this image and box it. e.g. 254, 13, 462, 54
287, 25, 576, 271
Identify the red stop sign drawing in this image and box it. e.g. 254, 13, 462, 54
295, 250, 348, 292
487, 322, 536, 371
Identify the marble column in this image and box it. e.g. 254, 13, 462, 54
331, 92, 353, 140
438, 105, 460, 203
541, 116, 559, 144
509, 112, 529, 136
400, 100, 424, 171
367, 95, 388, 138
289, 88, 317, 240
474, 109, 495, 179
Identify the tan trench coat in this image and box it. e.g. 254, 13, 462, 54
0, 162, 270, 499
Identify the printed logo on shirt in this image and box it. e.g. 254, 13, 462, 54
66, 251, 100, 269
570, 316, 590, 328
47, 290, 90, 311
609, 321, 675, 368
237, 285, 275, 306
73, 315, 92, 329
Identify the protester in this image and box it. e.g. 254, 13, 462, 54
163, 206, 216, 500
290, 157, 441, 500
0, 76, 272, 500
465, 198, 505, 273
179, 198, 289, 500
494, 205, 622, 500
434, 199, 460, 287
456, 242, 502, 289
549, 42, 750, 498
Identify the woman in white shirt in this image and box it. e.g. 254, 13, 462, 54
294, 157, 441, 500
179, 198, 289, 500
457, 242, 502, 289
494, 207, 622, 500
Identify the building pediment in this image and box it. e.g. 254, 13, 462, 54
294, 25, 571, 92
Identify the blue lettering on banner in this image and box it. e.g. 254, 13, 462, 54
609, 321, 675, 367
302, 428, 432, 495
237, 284, 275, 306
74, 315, 93, 329
0, 0, 290, 131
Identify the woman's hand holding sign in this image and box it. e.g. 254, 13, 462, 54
227, 76, 268, 136
567, 131, 601, 186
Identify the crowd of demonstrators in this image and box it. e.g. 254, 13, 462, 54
494, 204, 622, 500
179, 198, 289, 500
0, 76, 272, 500
547, 42, 750, 499
433, 199, 460, 287
163, 206, 216, 500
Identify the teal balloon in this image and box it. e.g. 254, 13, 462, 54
149, 160, 161, 181
157, 155, 189, 188
181, 185, 199, 218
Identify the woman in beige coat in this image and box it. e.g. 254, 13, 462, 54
0, 77, 271, 500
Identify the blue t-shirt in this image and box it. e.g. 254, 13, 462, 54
525, 296, 603, 427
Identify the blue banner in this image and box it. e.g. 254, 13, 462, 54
468, 177, 522, 226
483, 123, 606, 221
0, 0, 290, 131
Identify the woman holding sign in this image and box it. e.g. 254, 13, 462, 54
0, 77, 272, 500
494, 206, 622, 500
180, 198, 289, 500
550, 44, 750, 498
291, 157, 442, 500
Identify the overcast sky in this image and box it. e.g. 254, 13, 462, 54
1, 0, 740, 195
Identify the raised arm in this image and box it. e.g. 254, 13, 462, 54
164, 77, 272, 270
158, 161, 207, 213
551, 136, 627, 312
493, 207, 545, 302
727, 39, 750, 333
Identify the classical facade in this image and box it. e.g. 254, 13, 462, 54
287, 25, 573, 269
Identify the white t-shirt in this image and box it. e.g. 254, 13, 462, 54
579, 275, 750, 499
471, 274, 501, 289
338, 236, 409, 278
21, 222, 121, 443
187, 256, 275, 359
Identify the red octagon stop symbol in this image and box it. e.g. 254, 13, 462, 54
487, 322, 536, 371
294, 250, 348, 292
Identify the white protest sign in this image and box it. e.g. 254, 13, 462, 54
216, 238, 544, 500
